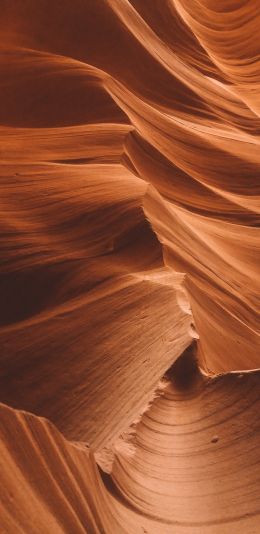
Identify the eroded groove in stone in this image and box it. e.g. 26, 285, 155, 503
0, 0, 259, 532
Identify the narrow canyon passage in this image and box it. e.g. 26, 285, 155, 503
0, 1, 259, 532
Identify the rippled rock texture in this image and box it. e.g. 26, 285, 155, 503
0, 1, 260, 532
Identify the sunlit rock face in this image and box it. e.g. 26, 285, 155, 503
0, 1, 259, 532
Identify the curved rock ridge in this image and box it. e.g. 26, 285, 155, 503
1, 352, 260, 533
110, 348, 260, 532
0, 0, 259, 532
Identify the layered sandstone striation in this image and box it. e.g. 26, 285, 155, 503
0, 1, 259, 532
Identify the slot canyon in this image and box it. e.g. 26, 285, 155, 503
0, 1, 260, 533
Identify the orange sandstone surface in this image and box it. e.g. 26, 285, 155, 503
0, 1, 259, 532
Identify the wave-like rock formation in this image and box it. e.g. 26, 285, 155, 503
0, 1, 259, 532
